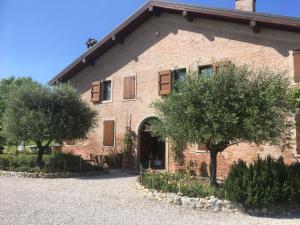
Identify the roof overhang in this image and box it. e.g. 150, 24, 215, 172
49, 0, 300, 85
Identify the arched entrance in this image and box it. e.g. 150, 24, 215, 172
138, 117, 165, 169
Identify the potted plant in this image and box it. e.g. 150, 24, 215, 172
122, 127, 135, 169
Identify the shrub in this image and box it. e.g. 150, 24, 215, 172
224, 156, 300, 209
139, 171, 221, 198
0, 152, 102, 173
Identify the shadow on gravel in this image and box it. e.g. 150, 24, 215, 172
246, 210, 300, 220
74, 169, 139, 180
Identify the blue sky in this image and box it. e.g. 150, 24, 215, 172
1, 0, 300, 84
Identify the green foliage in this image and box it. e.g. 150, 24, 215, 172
0, 152, 102, 173
1, 81, 97, 164
122, 129, 135, 159
2, 82, 97, 144
0, 77, 35, 146
150, 65, 293, 149
170, 140, 184, 164
149, 64, 294, 186
139, 171, 222, 198
223, 156, 300, 209
290, 85, 300, 107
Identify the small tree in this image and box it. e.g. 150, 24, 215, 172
149, 65, 294, 186
0, 77, 35, 146
2, 81, 97, 166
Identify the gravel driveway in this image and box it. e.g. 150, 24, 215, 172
0, 170, 299, 225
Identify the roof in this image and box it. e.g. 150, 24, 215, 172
49, 0, 300, 84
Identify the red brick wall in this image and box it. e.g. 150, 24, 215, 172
168, 143, 298, 179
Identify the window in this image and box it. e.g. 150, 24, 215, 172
103, 120, 115, 147
102, 80, 112, 101
123, 76, 136, 100
173, 68, 187, 83
65, 140, 76, 146
199, 65, 213, 77
196, 143, 208, 153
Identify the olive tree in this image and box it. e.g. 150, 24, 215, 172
149, 65, 294, 186
0, 77, 35, 146
2, 81, 97, 165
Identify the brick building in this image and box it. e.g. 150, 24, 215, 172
50, 0, 300, 178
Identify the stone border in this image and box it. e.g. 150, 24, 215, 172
135, 181, 245, 213
0, 170, 108, 178
135, 181, 300, 216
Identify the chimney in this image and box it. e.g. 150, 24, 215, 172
235, 0, 256, 12
85, 38, 97, 49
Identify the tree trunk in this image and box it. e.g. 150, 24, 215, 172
209, 150, 218, 187
36, 142, 44, 167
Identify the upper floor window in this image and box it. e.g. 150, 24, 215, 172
102, 80, 112, 101
173, 68, 187, 83
123, 76, 136, 100
199, 65, 213, 77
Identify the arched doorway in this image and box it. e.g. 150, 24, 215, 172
138, 117, 165, 169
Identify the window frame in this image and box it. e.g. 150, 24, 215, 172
65, 140, 76, 146
198, 65, 214, 77
101, 78, 113, 103
172, 68, 187, 84
122, 74, 137, 102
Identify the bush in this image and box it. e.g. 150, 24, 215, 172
224, 156, 300, 209
139, 171, 222, 198
0, 152, 102, 173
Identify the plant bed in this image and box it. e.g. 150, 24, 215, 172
136, 179, 244, 213
0, 169, 108, 178
0, 152, 103, 174
138, 165, 300, 216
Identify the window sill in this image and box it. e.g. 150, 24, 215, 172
102, 100, 112, 104
195, 150, 209, 154
122, 98, 136, 102
102, 145, 115, 148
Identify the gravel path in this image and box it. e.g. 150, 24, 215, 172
0, 170, 299, 225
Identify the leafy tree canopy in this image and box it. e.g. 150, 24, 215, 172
0, 77, 36, 145
149, 64, 294, 186
2, 81, 97, 165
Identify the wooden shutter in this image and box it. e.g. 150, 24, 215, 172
294, 50, 300, 82
197, 143, 207, 151
103, 120, 115, 146
158, 70, 172, 96
65, 140, 75, 145
91, 81, 101, 102
123, 76, 136, 100
213, 61, 231, 73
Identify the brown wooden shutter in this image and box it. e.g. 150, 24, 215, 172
123, 76, 136, 99
213, 61, 231, 73
197, 143, 207, 151
65, 140, 75, 145
91, 81, 101, 102
103, 120, 115, 146
294, 50, 300, 82
158, 70, 172, 96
